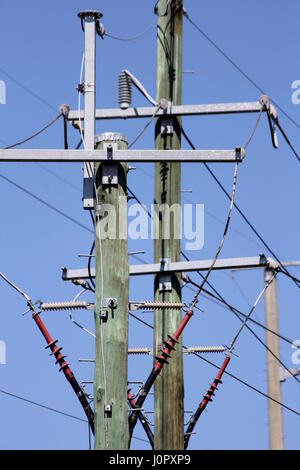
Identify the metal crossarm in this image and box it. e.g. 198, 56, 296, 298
0, 148, 245, 163
67, 99, 274, 121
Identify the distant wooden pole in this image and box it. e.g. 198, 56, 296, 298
154, 0, 184, 450
264, 267, 284, 450
94, 133, 129, 449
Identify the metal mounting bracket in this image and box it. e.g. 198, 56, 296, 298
158, 258, 172, 292
161, 117, 174, 136
101, 143, 118, 184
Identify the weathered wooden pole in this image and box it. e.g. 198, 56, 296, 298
154, 0, 184, 450
264, 266, 284, 450
94, 132, 129, 449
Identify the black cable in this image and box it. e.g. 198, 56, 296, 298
180, 125, 300, 289
274, 117, 300, 164
0, 172, 93, 234
278, 268, 300, 284
0, 66, 58, 113
0, 386, 148, 446
127, 187, 153, 219
183, 12, 300, 132
4, 113, 62, 149
63, 116, 68, 150
128, 306, 300, 419
187, 277, 300, 387
128, 182, 296, 349
105, 19, 156, 42
88, 241, 95, 291
191, 352, 300, 419
76, 138, 83, 150
188, 279, 296, 349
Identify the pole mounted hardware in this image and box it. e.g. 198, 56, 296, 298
100, 298, 118, 321
67, 97, 278, 123
0, 272, 95, 433
259, 95, 278, 149
61, 255, 271, 282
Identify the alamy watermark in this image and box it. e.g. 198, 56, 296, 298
291, 340, 300, 365
0, 340, 6, 365
291, 80, 300, 105
0, 80, 6, 104
96, 198, 205, 251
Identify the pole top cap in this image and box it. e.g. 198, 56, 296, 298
95, 132, 128, 144
78, 10, 103, 20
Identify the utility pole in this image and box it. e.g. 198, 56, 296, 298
154, 0, 184, 450
94, 133, 129, 449
264, 266, 284, 450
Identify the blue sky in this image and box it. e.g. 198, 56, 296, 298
0, 0, 299, 450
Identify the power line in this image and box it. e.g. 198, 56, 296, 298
4, 113, 62, 149
0, 172, 93, 234
278, 268, 300, 284
128, 309, 300, 419
128, 105, 161, 148
0, 388, 87, 423
0, 387, 147, 445
105, 19, 156, 42
183, 10, 300, 132
180, 125, 300, 289
187, 275, 300, 387
191, 352, 300, 419
274, 118, 300, 164
0, 66, 58, 113
187, 280, 296, 349
35, 163, 81, 194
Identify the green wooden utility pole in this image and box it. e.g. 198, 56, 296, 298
154, 0, 184, 450
94, 132, 129, 450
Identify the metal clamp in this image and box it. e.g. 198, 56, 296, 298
102, 298, 118, 309
95, 204, 104, 218
100, 298, 118, 321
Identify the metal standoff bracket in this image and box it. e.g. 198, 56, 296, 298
161, 117, 174, 136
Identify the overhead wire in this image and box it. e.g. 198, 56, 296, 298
180, 125, 300, 289
128, 302, 300, 419
128, 104, 162, 149
3, 112, 63, 149
104, 18, 156, 42
0, 388, 87, 423
186, 277, 296, 349
183, 9, 300, 132
273, 117, 300, 164
0, 172, 93, 234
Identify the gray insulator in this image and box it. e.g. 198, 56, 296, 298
119, 70, 132, 110
41, 301, 89, 311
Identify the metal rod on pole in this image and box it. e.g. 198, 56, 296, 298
78, 10, 101, 209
